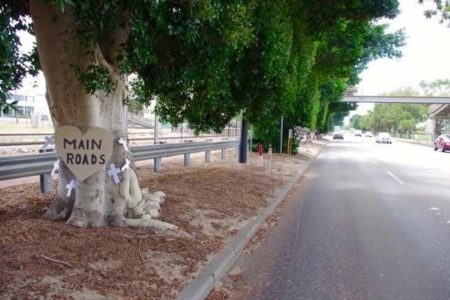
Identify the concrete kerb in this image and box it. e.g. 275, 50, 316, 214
176, 142, 326, 300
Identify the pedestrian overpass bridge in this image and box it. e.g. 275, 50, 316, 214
342, 96, 450, 104
342, 96, 450, 119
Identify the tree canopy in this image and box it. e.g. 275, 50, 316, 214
251, 1, 403, 150
419, 79, 450, 96
1, 0, 403, 136
0, 2, 38, 113
420, 0, 450, 25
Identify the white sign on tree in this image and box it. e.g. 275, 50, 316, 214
66, 179, 76, 197
108, 163, 122, 184
54, 126, 113, 181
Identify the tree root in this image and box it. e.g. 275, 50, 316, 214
40, 255, 73, 268
138, 236, 146, 261
45, 160, 177, 231
43, 198, 71, 221
124, 217, 178, 231
124, 217, 192, 238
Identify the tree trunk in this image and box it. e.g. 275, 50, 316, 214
30, 0, 175, 230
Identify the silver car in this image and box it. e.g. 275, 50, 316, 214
376, 132, 392, 144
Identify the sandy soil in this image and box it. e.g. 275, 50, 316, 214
0, 142, 324, 299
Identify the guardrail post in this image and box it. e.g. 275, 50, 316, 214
154, 158, 162, 172
205, 149, 211, 162
221, 148, 226, 160
39, 147, 53, 193
184, 153, 191, 166
40, 173, 52, 194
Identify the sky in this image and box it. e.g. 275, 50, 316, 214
357, 0, 450, 96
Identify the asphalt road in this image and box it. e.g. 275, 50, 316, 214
228, 137, 450, 300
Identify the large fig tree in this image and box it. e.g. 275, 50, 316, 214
0, 0, 257, 228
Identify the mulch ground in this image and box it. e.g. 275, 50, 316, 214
0, 147, 315, 299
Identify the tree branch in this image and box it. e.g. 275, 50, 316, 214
99, 9, 131, 65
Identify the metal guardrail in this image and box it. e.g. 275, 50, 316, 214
0, 133, 54, 136
0, 140, 238, 182
0, 134, 233, 146
0, 151, 57, 181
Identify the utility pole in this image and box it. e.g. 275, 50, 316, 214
154, 113, 159, 144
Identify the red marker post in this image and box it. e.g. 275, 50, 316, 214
258, 143, 263, 167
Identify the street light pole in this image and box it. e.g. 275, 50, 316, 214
239, 117, 248, 163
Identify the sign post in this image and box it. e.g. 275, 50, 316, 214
258, 144, 263, 167
265, 144, 272, 174
288, 129, 293, 155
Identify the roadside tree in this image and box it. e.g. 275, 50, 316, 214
419, 0, 450, 25
350, 114, 362, 130
419, 79, 450, 96
252, 1, 404, 147
360, 103, 428, 134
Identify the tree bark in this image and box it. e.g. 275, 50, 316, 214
30, 0, 174, 230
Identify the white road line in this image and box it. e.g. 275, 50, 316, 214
386, 171, 404, 185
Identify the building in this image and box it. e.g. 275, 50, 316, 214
0, 92, 51, 128
1, 92, 50, 119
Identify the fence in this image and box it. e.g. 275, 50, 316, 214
396, 138, 434, 148
392, 132, 433, 142
0, 140, 239, 193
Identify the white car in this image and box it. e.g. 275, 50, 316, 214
364, 131, 373, 138
376, 132, 392, 144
